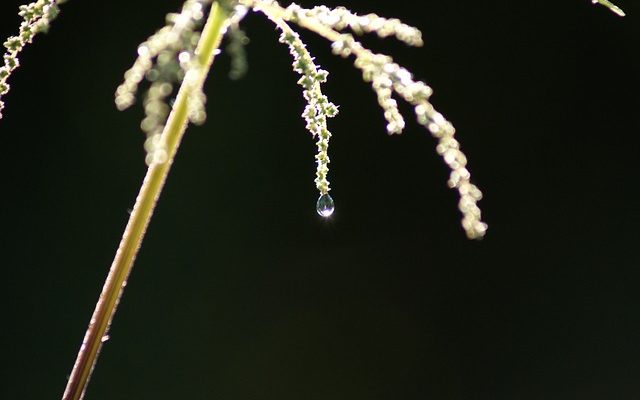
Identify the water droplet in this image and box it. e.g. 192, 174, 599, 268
316, 194, 335, 218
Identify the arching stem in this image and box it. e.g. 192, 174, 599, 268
61, 3, 231, 400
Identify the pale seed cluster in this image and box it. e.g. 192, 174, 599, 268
1, 0, 487, 237
415, 103, 486, 239
340, 36, 486, 238
0, 0, 63, 119
115, 0, 212, 165
226, 26, 250, 80
247, 0, 486, 238
277, 26, 338, 195
285, 4, 423, 47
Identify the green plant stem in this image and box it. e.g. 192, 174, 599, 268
61, 3, 230, 400
593, 0, 625, 16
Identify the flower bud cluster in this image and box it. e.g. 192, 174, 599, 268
331, 34, 434, 136
226, 26, 249, 80
115, 0, 212, 165
286, 4, 423, 47
278, 27, 338, 195
0, 0, 63, 119
332, 34, 486, 238
247, 0, 486, 238
415, 102, 487, 239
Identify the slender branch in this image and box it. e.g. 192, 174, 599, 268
61, 3, 231, 400
592, 0, 625, 17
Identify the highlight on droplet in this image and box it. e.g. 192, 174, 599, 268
316, 193, 335, 218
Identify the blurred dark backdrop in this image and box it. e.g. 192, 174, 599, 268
1, 1, 639, 399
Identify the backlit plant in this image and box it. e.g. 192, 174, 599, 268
0, 0, 624, 399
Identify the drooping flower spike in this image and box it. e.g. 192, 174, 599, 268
0, 0, 64, 119
115, 0, 218, 165
243, 0, 487, 238
269, 16, 338, 216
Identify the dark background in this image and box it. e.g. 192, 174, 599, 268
1, 0, 639, 399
